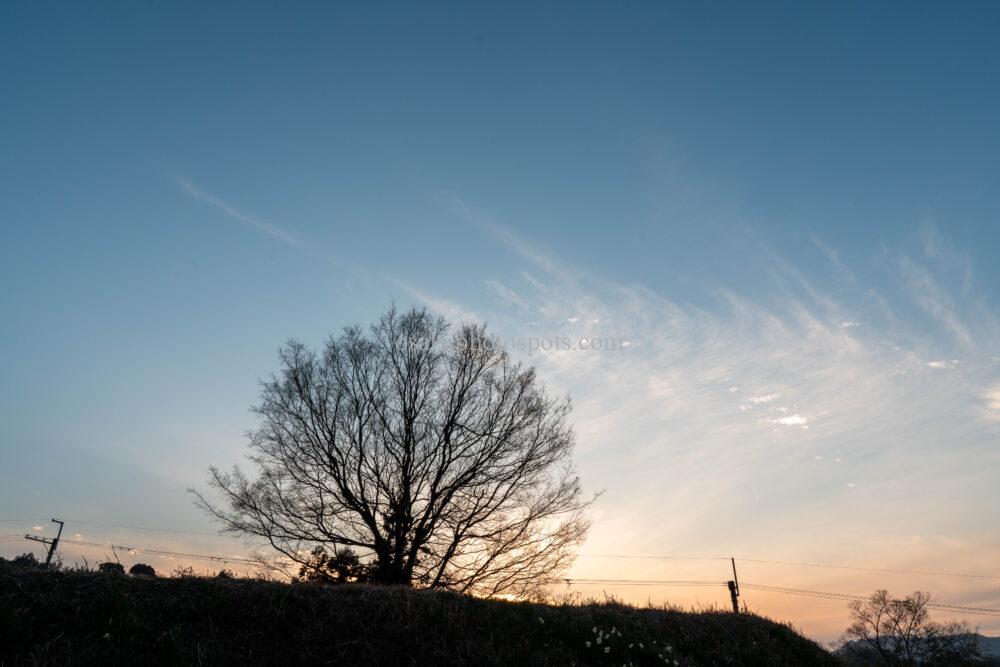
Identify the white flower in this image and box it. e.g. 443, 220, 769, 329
586, 641, 591, 648
604, 647, 610, 653
596, 637, 602, 645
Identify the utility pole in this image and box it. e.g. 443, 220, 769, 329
24, 518, 64, 567
727, 556, 740, 614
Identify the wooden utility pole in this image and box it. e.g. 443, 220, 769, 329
727, 557, 740, 614
24, 518, 64, 567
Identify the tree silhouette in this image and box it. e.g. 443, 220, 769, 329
839, 589, 982, 666
8, 553, 40, 568
297, 546, 371, 585
129, 563, 156, 577
98, 562, 125, 575
195, 306, 592, 597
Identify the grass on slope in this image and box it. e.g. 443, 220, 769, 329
0, 562, 837, 666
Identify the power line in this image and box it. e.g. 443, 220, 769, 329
57, 538, 259, 565
577, 553, 1000, 581
60, 518, 225, 537
6, 517, 1000, 607
567, 579, 724, 587
8, 533, 1000, 620
744, 584, 1000, 618
737, 558, 1000, 581
563, 578, 1000, 618
580, 553, 729, 561
741, 583, 1000, 618
0, 517, 226, 537
7, 519, 998, 582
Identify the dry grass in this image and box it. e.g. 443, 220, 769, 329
0, 562, 838, 666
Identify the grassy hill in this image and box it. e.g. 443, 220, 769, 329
0, 562, 838, 666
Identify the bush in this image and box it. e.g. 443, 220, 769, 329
128, 563, 156, 577
297, 546, 371, 585
97, 562, 125, 575
8, 553, 41, 568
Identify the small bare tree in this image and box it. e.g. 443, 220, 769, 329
839, 589, 982, 666
194, 306, 593, 597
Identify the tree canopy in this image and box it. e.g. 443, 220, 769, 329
839, 589, 982, 666
196, 306, 592, 597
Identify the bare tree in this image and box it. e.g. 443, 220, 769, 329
839, 590, 982, 666
194, 306, 593, 597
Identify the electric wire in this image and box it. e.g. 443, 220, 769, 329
578, 553, 1000, 581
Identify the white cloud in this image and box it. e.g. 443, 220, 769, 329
772, 414, 809, 426
926, 360, 960, 369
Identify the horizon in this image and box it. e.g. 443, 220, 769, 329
2, 2, 999, 643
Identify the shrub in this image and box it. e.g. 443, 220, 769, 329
98, 562, 125, 575
297, 546, 371, 585
9, 553, 41, 568
129, 563, 156, 577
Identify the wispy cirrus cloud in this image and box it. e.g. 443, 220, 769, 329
176, 177, 307, 251
439, 195, 577, 284
176, 176, 385, 288
176, 178, 490, 320
170, 180, 1000, 635
919, 223, 975, 296
416, 202, 1000, 638
383, 276, 481, 324
896, 255, 975, 349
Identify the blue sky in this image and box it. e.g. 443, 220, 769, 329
2, 2, 1000, 638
